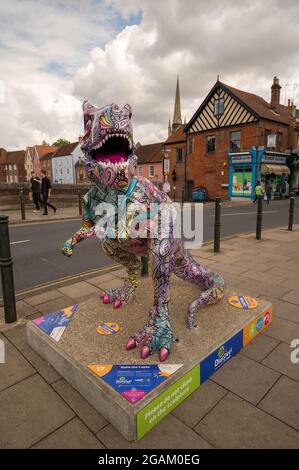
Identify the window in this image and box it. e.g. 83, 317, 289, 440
79, 172, 83, 182
138, 165, 142, 176
265, 129, 271, 148
13, 164, 17, 170
214, 98, 224, 116
276, 132, 282, 151
188, 139, 194, 154
149, 165, 155, 177
206, 135, 216, 153
9, 164, 12, 170
176, 148, 183, 163
230, 131, 241, 151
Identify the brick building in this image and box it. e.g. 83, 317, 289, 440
0, 148, 26, 183
135, 142, 164, 188
184, 77, 299, 200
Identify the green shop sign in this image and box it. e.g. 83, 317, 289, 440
136, 364, 200, 440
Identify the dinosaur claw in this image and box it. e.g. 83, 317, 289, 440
100, 292, 105, 300
140, 346, 150, 359
113, 299, 122, 309
102, 294, 111, 304
126, 338, 136, 350
159, 347, 169, 362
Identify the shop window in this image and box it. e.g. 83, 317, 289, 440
214, 98, 224, 116
176, 148, 183, 163
149, 165, 155, 177
188, 139, 194, 154
207, 136, 216, 153
230, 131, 241, 151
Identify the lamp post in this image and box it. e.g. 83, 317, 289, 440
162, 145, 170, 193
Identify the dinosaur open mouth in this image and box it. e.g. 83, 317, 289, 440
90, 134, 131, 166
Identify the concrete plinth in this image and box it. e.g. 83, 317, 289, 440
27, 277, 272, 441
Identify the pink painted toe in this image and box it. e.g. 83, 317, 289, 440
140, 346, 150, 359
100, 292, 105, 300
126, 338, 136, 350
102, 294, 111, 304
113, 298, 122, 309
159, 347, 169, 362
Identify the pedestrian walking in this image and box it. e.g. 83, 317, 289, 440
253, 181, 264, 203
41, 170, 57, 215
30, 171, 43, 212
265, 183, 273, 205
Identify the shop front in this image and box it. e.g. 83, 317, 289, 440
259, 151, 290, 198
228, 149, 256, 199
228, 149, 290, 200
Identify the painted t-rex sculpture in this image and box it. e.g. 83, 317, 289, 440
62, 101, 224, 361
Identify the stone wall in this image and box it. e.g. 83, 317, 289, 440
0, 183, 90, 211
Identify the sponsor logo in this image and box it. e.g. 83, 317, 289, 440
215, 345, 233, 368
256, 317, 263, 332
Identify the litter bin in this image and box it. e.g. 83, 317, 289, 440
192, 187, 208, 202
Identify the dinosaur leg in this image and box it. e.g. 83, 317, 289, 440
126, 238, 174, 362
174, 250, 225, 329
101, 239, 141, 308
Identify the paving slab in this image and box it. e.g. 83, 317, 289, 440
0, 339, 36, 392
236, 278, 290, 299
211, 354, 280, 405
195, 392, 299, 449
36, 295, 78, 315
261, 297, 299, 324
258, 375, 299, 431
27, 276, 272, 441
58, 281, 99, 300
262, 343, 299, 381
239, 333, 279, 362
4, 325, 60, 384
86, 273, 118, 288
172, 380, 227, 428
25, 289, 64, 307
281, 290, 299, 307
32, 418, 104, 449
53, 378, 108, 433
0, 375, 75, 448
97, 414, 213, 449
262, 317, 299, 344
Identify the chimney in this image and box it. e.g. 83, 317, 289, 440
270, 76, 281, 108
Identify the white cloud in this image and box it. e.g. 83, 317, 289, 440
1, 0, 299, 150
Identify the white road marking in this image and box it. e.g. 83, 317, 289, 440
217, 211, 279, 216
10, 239, 30, 245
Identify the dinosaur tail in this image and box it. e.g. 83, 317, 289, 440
173, 251, 225, 328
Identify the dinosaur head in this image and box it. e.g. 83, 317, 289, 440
81, 101, 137, 189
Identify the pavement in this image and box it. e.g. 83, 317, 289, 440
0, 225, 299, 448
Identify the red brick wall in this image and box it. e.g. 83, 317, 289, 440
167, 141, 186, 201
185, 120, 290, 199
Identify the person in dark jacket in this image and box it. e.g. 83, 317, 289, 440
41, 170, 57, 215
30, 171, 43, 212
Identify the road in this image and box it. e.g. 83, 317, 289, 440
2, 199, 297, 293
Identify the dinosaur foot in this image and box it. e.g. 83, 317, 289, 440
100, 282, 135, 309
125, 305, 173, 362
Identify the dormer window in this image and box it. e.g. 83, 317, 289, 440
214, 98, 224, 116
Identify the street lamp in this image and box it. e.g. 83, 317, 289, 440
162, 144, 171, 193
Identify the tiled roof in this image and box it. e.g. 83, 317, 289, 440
42, 151, 56, 160
165, 125, 186, 144
5, 150, 26, 164
35, 145, 58, 159
135, 142, 164, 164
52, 142, 79, 157
0, 148, 7, 164
221, 82, 293, 125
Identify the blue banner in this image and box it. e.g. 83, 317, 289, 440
33, 304, 78, 342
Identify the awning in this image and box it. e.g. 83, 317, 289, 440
260, 164, 290, 175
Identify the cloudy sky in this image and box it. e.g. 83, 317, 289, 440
1, 0, 299, 150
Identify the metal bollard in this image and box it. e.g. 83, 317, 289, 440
78, 190, 82, 216
256, 197, 263, 240
0, 215, 17, 323
214, 197, 221, 253
141, 256, 149, 276
19, 189, 26, 220
288, 192, 295, 231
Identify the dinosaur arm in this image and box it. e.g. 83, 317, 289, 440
62, 192, 95, 256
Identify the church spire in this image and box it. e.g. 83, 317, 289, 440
172, 76, 182, 133
168, 117, 171, 137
